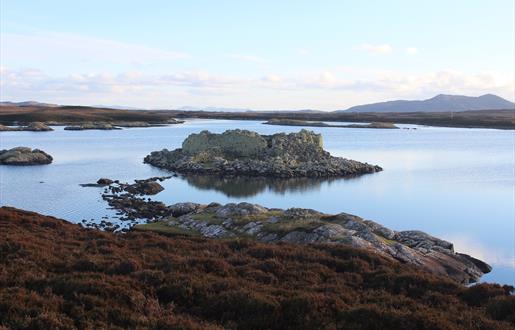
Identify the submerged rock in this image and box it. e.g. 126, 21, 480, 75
144, 129, 382, 178
135, 202, 491, 284
0, 147, 53, 165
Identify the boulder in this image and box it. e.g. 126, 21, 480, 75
97, 178, 114, 186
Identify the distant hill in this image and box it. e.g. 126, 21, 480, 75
341, 94, 515, 113
0, 101, 59, 107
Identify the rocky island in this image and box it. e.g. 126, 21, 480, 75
135, 202, 491, 284
264, 119, 399, 129
0, 147, 53, 165
64, 119, 184, 130
0, 122, 53, 131
144, 129, 382, 178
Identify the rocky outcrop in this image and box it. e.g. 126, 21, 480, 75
0, 122, 53, 131
144, 129, 382, 178
264, 119, 399, 129
136, 202, 491, 284
0, 147, 53, 165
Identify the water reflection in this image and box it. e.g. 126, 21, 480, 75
182, 174, 358, 198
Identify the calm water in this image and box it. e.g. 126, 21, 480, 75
1, 120, 513, 284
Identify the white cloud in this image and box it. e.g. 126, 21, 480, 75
261, 74, 282, 83
229, 54, 266, 63
355, 43, 393, 54
405, 47, 418, 55
297, 48, 310, 55
1, 67, 511, 110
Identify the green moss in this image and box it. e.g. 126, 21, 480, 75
262, 219, 321, 235
192, 212, 223, 224
379, 236, 397, 245
231, 210, 284, 225
133, 221, 199, 236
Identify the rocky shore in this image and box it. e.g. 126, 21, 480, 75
0, 147, 53, 165
81, 176, 492, 284
79, 177, 173, 229
144, 129, 382, 178
135, 201, 491, 284
264, 119, 399, 129
2, 206, 513, 328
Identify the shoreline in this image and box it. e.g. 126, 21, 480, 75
1, 104, 513, 130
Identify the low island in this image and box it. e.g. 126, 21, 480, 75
264, 119, 399, 129
144, 129, 382, 178
0, 122, 53, 131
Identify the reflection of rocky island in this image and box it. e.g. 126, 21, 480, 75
183, 174, 344, 197
135, 202, 491, 284
264, 119, 399, 129
0, 147, 53, 165
145, 129, 382, 178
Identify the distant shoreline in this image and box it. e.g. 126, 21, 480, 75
0, 105, 513, 130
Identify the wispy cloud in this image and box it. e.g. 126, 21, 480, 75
0, 32, 189, 68
355, 43, 393, 54
229, 54, 267, 63
297, 48, 310, 55
405, 47, 418, 55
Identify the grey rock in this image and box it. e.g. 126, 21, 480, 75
169, 202, 204, 217
142, 202, 491, 284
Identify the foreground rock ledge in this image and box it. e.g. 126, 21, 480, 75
0, 147, 53, 165
144, 129, 382, 178
135, 202, 491, 284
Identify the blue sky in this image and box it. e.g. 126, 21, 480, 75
1, 0, 513, 109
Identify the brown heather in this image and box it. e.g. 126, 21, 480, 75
0, 207, 513, 329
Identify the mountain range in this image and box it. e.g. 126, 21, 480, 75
341, 94, 514, 113
2, 94, 513, 113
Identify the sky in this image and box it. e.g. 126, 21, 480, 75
0, 0, 513, 110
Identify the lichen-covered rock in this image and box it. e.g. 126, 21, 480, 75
0, 147, 53, 165
135, 202, 491, 284
182, 129, 268, 157
144, 129, 382, 178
